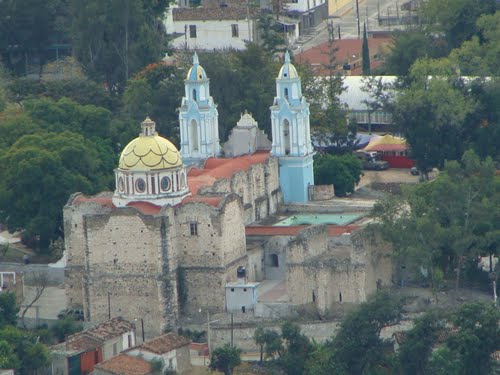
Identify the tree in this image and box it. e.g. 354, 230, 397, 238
0, 0, 65, 75
0, 292, 19, 329
51, 317, 83, 343
68, 0, 169, 92
278, 322, 312, 375
396, 310, 446, 375
362, 23, 370, 76
0, 131, 114, 250
428, 303, 500, 375
330, 291, 403, 375
123, 62, 185, 144
21, 272, 49, 328
314, 154, 362, 197
304, 292, 403, 375
419, 0, 496, 51
253, 326, 283, 362
209, 344, 241, 375
392, 67, 476, 174
257, 13, 286, 54
372, 150, 499, 291
384, 31, 447, 76
0, 326, 50, 374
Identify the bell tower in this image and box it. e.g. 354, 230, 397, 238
270, 51, 314, 202
179, 53, 220, 165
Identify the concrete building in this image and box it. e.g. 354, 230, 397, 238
168, 0, 258, 50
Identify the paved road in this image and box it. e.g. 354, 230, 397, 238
295, 0, 408, 51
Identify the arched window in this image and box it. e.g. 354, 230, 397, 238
270, 254, 279, 267
284, 88, 289, 100
283, 119, 291, 155
190, 120, 199, 152
192, 89, 197, 101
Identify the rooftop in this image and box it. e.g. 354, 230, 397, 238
94, 354, 152, 375
245, 225, 360, 237
173, 6, 258, 21
84, 317, 135, 341
295, 38, 393, 76
140, 332, 191, 354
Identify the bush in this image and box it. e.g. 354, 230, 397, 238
314, 154, 362, 196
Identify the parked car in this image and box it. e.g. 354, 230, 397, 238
364, 160, 390, 170
57, 308, 84, 321
410, 167, 419, 175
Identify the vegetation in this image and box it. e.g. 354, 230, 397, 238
373, 150, 499, 292
209, 344, 242, 375
314, 154, 362, 196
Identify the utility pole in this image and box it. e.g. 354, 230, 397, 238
356, 0, 360, 39
230, 313, 234, 346
108, 292, 111, 319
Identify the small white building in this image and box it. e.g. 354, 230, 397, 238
225, 282, 260, 313
169, 6, 258, 50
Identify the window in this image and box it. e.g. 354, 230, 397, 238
113, 342, 118, 355
135, 178, 146, 193
270, 254, 279, 267
189, 222, 198, 236
192, 89, 197, 101
127, 334, 132, 348
161, 176, 171, 191
231, 24, 239, 37
189, 25, 197, 38
284, 88, 289, 99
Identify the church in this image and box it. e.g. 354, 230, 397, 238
64, 52, 391, 338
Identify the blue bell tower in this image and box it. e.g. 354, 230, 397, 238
179, 53, 220, 165
270, 51, 314, 203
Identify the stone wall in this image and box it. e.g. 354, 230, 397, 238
64, 193, 113, 308
309, 184, 335, 201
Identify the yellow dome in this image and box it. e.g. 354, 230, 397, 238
118, 118, 182, 171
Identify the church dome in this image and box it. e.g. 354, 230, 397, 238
186, 52, 208, 81
278, 51, 298, 79
118, 118, 182, 171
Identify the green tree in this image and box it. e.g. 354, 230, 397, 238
392, 67, 476, 174
384, 31, 447, 76
420, 0, 495, 50
50, 317, 83, 343
257, 13, 286, 54
278, 322, 312, 375
362, 23, 370, 75
305, 292, 403, 375
209, 344, 241, 375
68, 0, 169, 92
396, 310, 446, 375
123, 62, 185, 144
428, 303, 500, 375
0, 292, 19, 328
0, 0, 65, 74
373, 151, 499, 291
0, 326, 51, 374
0, 131, 114, 250
314, 154, 362, 197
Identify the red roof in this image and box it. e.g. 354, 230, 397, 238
295, 38, 393, 76
94, 354, 152, 375
245, 225, 359, 237
187, 151, 270, 195
73, 195, 115, 209
126, 201, 162, 215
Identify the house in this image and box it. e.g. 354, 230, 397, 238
167, 0, 259, 50
92, 354, 152, 375
50, 317, 136, 375
125, 333, 191, 374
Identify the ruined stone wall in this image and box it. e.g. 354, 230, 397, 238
173, 196, 247, 315
247, 245, 264, 281
63, 193, 113, 309
287, 225, 329, 264
263, 236, 291, 280
83, 210, 177, 338
310, 185, 335, 201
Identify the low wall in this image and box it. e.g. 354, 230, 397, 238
0, 263, 64, 286
309, 185, 335, 201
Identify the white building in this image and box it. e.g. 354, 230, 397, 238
169, 6, 257, 50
